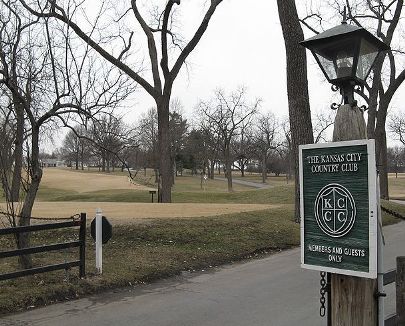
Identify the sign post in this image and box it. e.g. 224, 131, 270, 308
91, 210, 113, 275
96, 208, 102, 274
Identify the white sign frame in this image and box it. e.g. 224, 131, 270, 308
299, 139, 378, 279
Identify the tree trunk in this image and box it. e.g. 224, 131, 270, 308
80, 144, 85, 170
156, 95, 172, 202
367, 57, 389, 199
331, 104, 377, 325
240, 159, 245, 177
375, 110, 389, 199
106, 153, 110, 173
277, 0, 314, 222
261, 154, 267, 183
210, 160, 215, 179
366, 56, 383, 140
172, 159, 176, 185
200, 172, 203, 190
18, 125, 43, 269
10, 100, 24, 202
377, 130, 389, 199
75, 154, 79, 170
224, 147, 233, 192
154, 168, 159, 183
101, 154, 106, 172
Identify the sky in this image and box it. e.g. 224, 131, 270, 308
131, 0, 311, 120
126, 1, 404, 131
53, 0, 405, 148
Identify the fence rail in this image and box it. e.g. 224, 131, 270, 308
384, 256, 405, 326
384, 269, 397, 286
0, 213, 86, 280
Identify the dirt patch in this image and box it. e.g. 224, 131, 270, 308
41, 168, 152, 193
10, 202, 281, 225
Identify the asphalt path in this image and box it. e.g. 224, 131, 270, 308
214, 177, 273, 189
2, 221, 405, 326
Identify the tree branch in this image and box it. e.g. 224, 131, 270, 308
19, 0, 157, 98
170, 0, 223, 82
131, 0, 162, 95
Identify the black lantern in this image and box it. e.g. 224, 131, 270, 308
301, 20, 389, 106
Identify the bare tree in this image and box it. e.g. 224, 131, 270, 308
388, 111, 405, 146
280, 119, 294, 181
89, 115, 130, 173
136, 107, 159, 180
253, 111, 280, 183
19, 0, 224, 202
277, 0, 314, 221
169, 107, 188, 184
313, 111, 335, 143
195, 115, 222, 179
232, 119, 255, 178
387, 146, 405, 178
197, 88, 259, 192
61, 126, 91, 169
0, 1, 131, 268
0, 95, 19, 223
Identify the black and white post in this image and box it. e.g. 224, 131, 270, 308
96, 208, 102, 274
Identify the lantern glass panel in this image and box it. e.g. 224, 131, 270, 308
312, 37, 356, 81
314, 52, 337, 80
356, 38, 379, 80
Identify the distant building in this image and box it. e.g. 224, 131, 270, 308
40, 159, 65, 168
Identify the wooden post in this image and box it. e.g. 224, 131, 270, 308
331, 104, 377, 325
79, 212, 86, 278
397, 256, 405, 325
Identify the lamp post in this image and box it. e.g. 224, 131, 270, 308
301, 13, 389, 326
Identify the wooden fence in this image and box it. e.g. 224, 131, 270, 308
384, 256, 405, 326
0, 213, 86, 280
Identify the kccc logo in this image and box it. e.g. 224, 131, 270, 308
314, 183, 356, 238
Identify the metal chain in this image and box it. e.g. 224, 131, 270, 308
0, 211, 80, 221
381, 205, 405, 220
320, 271, 327, 317
31, 214, 80, 221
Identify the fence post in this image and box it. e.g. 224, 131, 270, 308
397, 256, 405, 325
79, 213, 86, 278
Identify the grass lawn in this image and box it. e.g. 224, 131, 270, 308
34, 168, 260, 202
388, 173, 405, 200
34, 185, 294, 206
34, 168, 295, 205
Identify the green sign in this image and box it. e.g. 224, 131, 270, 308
299, 140, 377, 279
